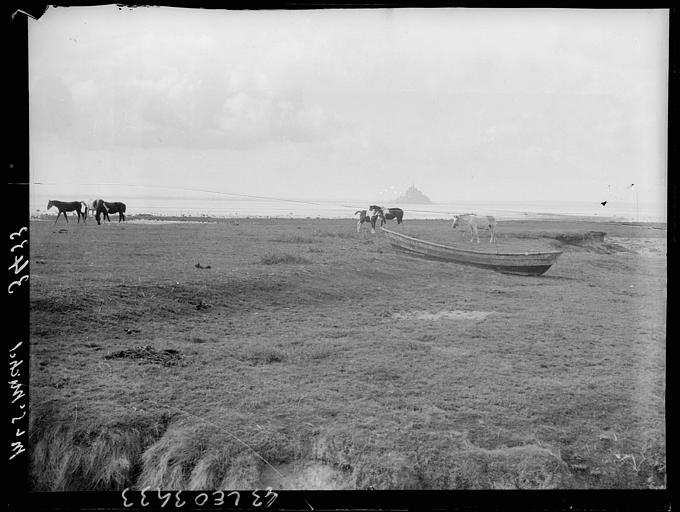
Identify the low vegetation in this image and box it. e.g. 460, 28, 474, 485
260, 252, 312, 265
28, 218, 666, 490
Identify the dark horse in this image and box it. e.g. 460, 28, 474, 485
92, 199, 126, 224
369, 205, 404, 227
47, 200, 88, 224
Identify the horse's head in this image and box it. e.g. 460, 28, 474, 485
370, 207, 384, 221
47, 200, 54, 210
452, 216, 460, 228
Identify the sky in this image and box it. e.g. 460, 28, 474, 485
28, 7, 668, 207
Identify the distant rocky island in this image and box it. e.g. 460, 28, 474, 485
393, 185, 433, 204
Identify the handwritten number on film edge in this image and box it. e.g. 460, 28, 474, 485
8, 227, 29, 294
9, 341, 27, 461
121, 488, 278, 508
10, 239, 28, 253
212, 491, 225, 506
122, 488, 133, 508
9, 227, 27, 240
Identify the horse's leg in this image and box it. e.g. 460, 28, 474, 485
357, 220, 361, 233
63, 211, 69, 223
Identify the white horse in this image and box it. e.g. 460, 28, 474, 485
452, 214, 496, 243
86, 199, 99, 220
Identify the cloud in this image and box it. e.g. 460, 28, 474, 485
28, 7, 668, 203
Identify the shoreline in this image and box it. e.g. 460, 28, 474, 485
30, 212, 668, 226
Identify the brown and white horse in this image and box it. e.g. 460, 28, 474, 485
355, 209, 381, 233
369, 205, 404, 227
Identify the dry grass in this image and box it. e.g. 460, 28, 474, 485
28, 218, 666, 490
260, 252, 312, 265
29, 404, 173, 491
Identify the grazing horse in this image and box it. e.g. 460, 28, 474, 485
93, 199, 126, 224
355, 209, 381, 234
452, 214, 496, 243
369, 205, 404, 227
47, 200, 88, 224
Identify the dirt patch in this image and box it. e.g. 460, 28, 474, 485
104, 346, 182, 366
392, 310, 492, 321
259, 460, 353, 490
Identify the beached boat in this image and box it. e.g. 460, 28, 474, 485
382, 228, 563, 276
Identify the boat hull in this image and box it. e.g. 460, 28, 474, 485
382, 229, 562, 276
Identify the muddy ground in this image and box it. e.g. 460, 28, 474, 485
28, 217, 666, 490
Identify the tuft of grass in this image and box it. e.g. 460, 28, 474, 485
29, 405, 173, 491
138, 424, 247, 490
272, 234, 315, 244
137, 420, 313, 490
242, 347, 286, 365
260, 252, 311, 265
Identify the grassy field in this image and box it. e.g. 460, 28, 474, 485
28, 217, 666, 490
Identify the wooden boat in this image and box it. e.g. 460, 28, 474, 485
382, 228, 563, 276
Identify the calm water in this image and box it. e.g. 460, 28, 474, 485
30, 193, 666, 223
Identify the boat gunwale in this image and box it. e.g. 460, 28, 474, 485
381, 228, 563, 258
